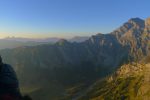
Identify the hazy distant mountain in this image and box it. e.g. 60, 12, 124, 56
5, 36, 89, 43
0, 17, 150, 100
0, 39, 23, 49
4, 37, 60, 43
0, 39, 54, 50
69, 36, 89, 42
0, 37, 63, 50
0, 36, 89, 50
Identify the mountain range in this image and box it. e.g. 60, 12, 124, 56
0, 36, 89, 50
0, 17, 150, 100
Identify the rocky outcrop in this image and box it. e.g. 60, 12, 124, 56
78, 63, 150, 100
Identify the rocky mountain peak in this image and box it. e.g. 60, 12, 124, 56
128, 17, 144, 24
126, 17, 145, 29
112, 17, 145, 38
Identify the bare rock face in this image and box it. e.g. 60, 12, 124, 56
145, 17, 150, 26
145, 17, 150, 32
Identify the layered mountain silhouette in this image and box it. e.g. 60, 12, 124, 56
0, 17, 150, 100
0, 36, 89, 50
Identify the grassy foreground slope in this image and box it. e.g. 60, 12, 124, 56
78, 63, 150, 100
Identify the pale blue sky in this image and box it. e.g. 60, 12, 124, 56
0, 0, 149, 38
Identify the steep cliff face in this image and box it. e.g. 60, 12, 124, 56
145, 18, 150, 32
111, 18, 150, 62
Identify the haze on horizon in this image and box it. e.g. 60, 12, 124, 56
0, 0, 150, 38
